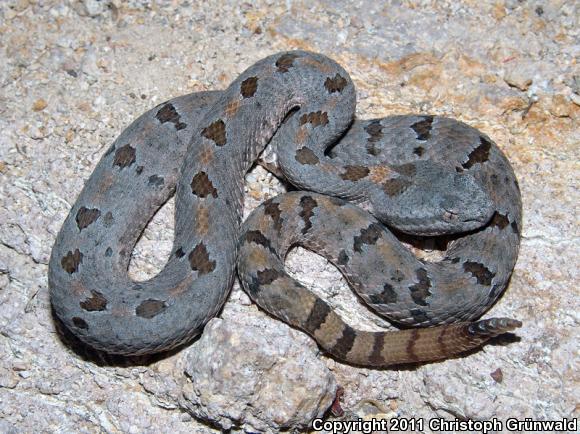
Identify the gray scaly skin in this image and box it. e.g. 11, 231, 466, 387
49, 51, 521, 363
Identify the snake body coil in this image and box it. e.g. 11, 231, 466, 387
49, 51, 521, 364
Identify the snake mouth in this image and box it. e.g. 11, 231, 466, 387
459, 214, 484, 223
443, 199, 494, 223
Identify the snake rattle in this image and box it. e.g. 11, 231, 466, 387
49, 51, 522, 364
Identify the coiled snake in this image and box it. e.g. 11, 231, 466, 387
49, 51, 522, 365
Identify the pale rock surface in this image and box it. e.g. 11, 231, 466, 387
180, 316, 337, 433
0, 0, 578, 432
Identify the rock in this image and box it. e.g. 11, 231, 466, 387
32, 99, 47, 111
492, 2, 507, 20
0, 367, 19, 389
72, 0, 110, 18
12, 0, 29, 12
80, 48, 100, 83
504, 64, 534, 91
569, 75, 580, 95
322, 399, 395, 434
490, 367, 503, 383
180, 317, 337, 433
548, 94, 574, 117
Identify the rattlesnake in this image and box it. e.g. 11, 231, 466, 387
49, 51, 522, 364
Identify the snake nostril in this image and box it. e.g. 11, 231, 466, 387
443, 209, 458, 220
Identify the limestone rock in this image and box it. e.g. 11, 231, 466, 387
71, 0, 111, 18
180, 317, 337, 433
503, 64, 534, 91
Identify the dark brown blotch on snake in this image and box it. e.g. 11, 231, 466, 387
463, 261, 495, 286
365, 121, 383, 156
80, 290, 107, 312
340, 165, 370, 181
324, 73, 348, 93
406, 329, 421, 361
394, 163, 417, 178
382, 178, 412, 197
368, 283, 398, 304
490, 211, 510, 229
136, 299, 167, 319
240, 77, 258, 98
263, 199, 283, 232
275, 53, 299, 73
353, 223, 383, 253
337, 250, 349, 265
408, 268, 432, 307
72, 317, 89, 330
369, 334, 386, 365
413, 146, 424, 156
156, 103, 187, 130
365, 120, 383, 143
304, 299, 331, 334
188, 242, 216, 275
113, 144, 136, 169
61, 249, 83, 274
295, 147, 319, 165
299, 111, 329, 127
462, 136, 492, 169
299, 195, 318, 234
330, 326, 356, 359
76, 207, 101, 231
201, 119, 227, 146
243, 230, 277, 255
410, 116, 434, 140
190, 171, 218, 198
256, 269, 282, 285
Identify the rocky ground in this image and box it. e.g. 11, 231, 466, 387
0, 0, 578, 433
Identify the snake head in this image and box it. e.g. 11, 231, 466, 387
369, 161, 494, 236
